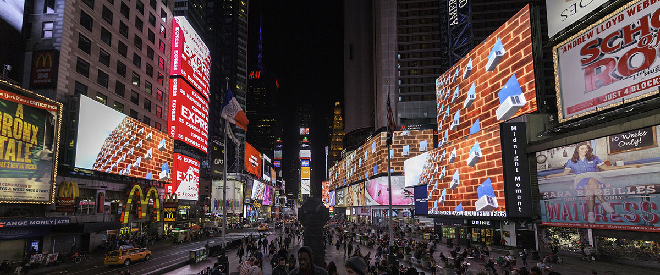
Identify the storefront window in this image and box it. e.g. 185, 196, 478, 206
540, 227, 586, 253
597, 237, 660, 262
471, 228, 494, 245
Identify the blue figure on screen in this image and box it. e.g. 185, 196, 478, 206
486, 38, 505, 71
475, 178, 499, 211
470, 118, 481, 135
439, 150, 445, 163
453, 67, 460, 82
439, 188, 446, 204
496, 74, 527, 121
365, 172, 368, 179
467, 141, 482, 167
159, 162, 170, 180
146, 172, 153, 180
373, 164, 378, 176
444, 106, 450, 120
464, 83, 476, 108
158, 139, 167, 151
450, 169, 460, 190
450, 110, 460, 130
433, 200, 438, 212
464, 59, 473, 79
455, 203, 463, 212
442, 129, 449, 146
452, 86, 459, 103
449, 147, 457, 163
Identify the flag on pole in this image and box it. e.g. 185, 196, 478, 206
221, 88, 249, 130
387, 89, 396, 134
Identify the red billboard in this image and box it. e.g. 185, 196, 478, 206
170, 16, 210, 100
169, 78, 208, 153
166, 153, 199, 201
244, 142, 261, 177
30, 51, 57, 88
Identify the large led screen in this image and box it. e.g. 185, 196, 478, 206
301, 167, 310, 179
436, 5, 537, 143
414, 185, 429, 215
0, 86, 61, 203
169, 78, 209, 153
322, 181, 329, 206
545, 0, 609, 37
335, 188, 345, 207
554, 0, 660, 122
211, 179, 243, 213
262, 154, 273, 184
262, 185, 272, 205
251, 180, 266, 201
365, 176, 413, 206
301, 179, 311, 195
404, 152, 431, 187
537, 125, 660, 232
328, 190, 335, 207
167, 153, 199, 200
76, 96, 173, 182
170, 16, 211, 99
346, 183, 365, 207
244, 142, 261, 177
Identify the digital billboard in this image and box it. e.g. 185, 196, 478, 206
322, 181, 329, 206
170, 16, 211, 99
167, 153, 199, 200
274, 161, 280, 168
0, 85, 61, 203
301, 159, 310, 167
262, 154, 273, 183
76, 96, 172, 182
335, 188, 345, 207
299, 128, 310, 135
404, 152, 431, 187
545, 0, 609, 37
211, 179, 243, 213
251, 180, 267, 201
436, 5, 536, 143
328, 190, 335, 207
263, 185, 272, 205
537, 125, 660, 232
414, 185, 428, 215
301, 179, 311, 195
554, 0, 660, 122
365, 176, 413, 206
345, 183, 365, 207
274, 150, 282, 159
168, 78, 209, 153
300, 149, 311, 159
244, 142, 261, 176
301, 167, 311, 179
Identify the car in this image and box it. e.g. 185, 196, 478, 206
257, 223, 269, 231
104, 247, 151, 266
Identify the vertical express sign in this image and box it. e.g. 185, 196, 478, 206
500, 122, 532, 218
169, 78, 208, 153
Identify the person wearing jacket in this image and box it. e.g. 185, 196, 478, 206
288, 246, 327, 275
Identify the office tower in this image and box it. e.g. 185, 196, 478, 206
329, 101, 344, 166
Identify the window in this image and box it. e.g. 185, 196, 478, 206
147, 47, 154, 59
133, 53, 141, 68
82, 0, 94, 9
135, 16, 143, 32
80, 11, 92, 31
136, 1, 144, 14
130, 109, 138, 119
144, 99, 152, 112
119, 21, 128, 38
113, 101, 124, 113
101, 27, 112, 46
157, 72, 164, 85
146, 63, 153, 78
156, 106, 162, 118
76, 58, 90, 78
134, 35, 142, 50
117, 61, 126, 78
115, 80, 125, 97
132, 72, 140, 86
148, 30, 155, 43
143, 115, 150, 125
156, 89, 163, 101
159, 40, 166, 53
42, 22, 54, 38
96, 92, 108, 105
97, 69, 109, 88
74, 81, 88, 96
131, 90, 140, 105
44, 0, 56, 13
150, 0, 156, 9
120, 2, 130, 18
161, 9, 167, 23
148, 13, 156, 26
145, 80, 152, 94
102, 6, 113, 24
99, 48, 110, 67
155, 122, 161, 131
158, 56, 165, 69
160, 24, 166, 38
78, 34, 91, 54
118, 41, 127, 57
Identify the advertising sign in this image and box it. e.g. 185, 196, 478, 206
335, 188, 345, 207
0, 218, 69, 228
346, 183, 365, 207
322, 181, 329, 206
414, 185, 429, 215
328, 190, 335, 207
167, 153, 199, 201
168, 78, 209, 153
300, 149, 311, 159
274, 150, 282, 159
76, 96, 172, 182
170, 16, 211, 99
404, 152, 431, 187
365, 176, 413, 206
554, 0, 660, 122
500, 122, 533, 218
262, 185, 272, 205
0, 86, 61, 203
244, 142, 261, 176
56, 181, 79, 212
211, 180, 243, 213
30, 51, 57, 88
299, 128, 310, 135
251, 180, 265, 200
546, 0, 610, 37
301, 179, 311, 195
301, 167, 311, 179
537, 125, 660, 232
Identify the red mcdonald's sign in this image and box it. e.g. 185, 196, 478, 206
30, 51, 57, 88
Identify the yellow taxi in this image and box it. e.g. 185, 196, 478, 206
104, 247, 151, 266
257, 223, 269, 231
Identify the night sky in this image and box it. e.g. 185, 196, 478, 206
247, 0, 344, 194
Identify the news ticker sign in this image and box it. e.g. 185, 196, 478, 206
554, 0, 660, 122
30, 51, 57, 88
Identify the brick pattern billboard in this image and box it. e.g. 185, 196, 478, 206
76, 96, 173, 182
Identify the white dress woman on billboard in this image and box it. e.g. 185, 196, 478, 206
544, 142, 642, 223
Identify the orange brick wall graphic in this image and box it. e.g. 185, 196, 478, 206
92, 117, 174, 183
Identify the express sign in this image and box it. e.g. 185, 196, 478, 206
170, 17, 211, 99
169, 78, 209, 153
166, 153, 199, 201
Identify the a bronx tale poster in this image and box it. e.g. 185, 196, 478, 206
0, 83, 60, 203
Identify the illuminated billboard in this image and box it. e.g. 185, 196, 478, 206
262, 154, 273, 183
301, 167, 310, 179
537, 125, 660, 232
299, 128, 310, 135
404, 152, 431, 187
322, 181, 329, 206
263, 185, 272, 205
167, 153, 199, 200
436, 5, 536, 143
328, 190, 335, 207
301, 159, 310, 167
365, 176, 413, 206
170, 16, 211, 99
76, 95, 172, 182
300, 149, 311, 159
168, 78, 209, 153
0, 85, 61, 203
244, 142, 261, 176
211, 179, 243, 213
554, 0, 660, 122
251, 180, 265, 200
30, 51, 57, 89
0, 0, 25, 31
335, 187, 346, 207
274, 161, 281, 168
545, 0, 609, 37
274, 150, 282, 159
301, 179, 311, 195
346, 182, 365, 207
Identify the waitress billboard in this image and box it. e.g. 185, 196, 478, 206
537, 125, 660, 232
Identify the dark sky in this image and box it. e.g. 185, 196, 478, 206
247, 0, 343, 194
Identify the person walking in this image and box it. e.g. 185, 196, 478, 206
347, 242, 353, 257
237, 244, 245, 263
521, 249, 528, 266
272, 257, 289, 275
499, 238, 506, 249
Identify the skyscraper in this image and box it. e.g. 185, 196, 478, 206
329, 102, 344, 166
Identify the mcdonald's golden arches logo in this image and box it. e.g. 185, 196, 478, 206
35, 53, 53, 68
57, 181, 79, 198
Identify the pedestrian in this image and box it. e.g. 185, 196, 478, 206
272, 257, 288, 275
521, 249, 528, 266
343, 241, 347, 257
500, 238, 506, 249
237, 244, 245, 263
288, 246, 328, 275
344, 256, 367, 275
348, 242, 353, 257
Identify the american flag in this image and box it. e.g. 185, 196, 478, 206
387, 89, 396, 134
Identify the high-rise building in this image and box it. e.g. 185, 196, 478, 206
172, 0, 206, 35
329, 101, 344, 166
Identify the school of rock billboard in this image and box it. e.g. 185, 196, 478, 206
0, 84, 61, 203
537, 125, 660, 232
167, 153, 199, 201
554, 0, 660, 122
168, 78, 209, 153
75, 96, 173, 183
